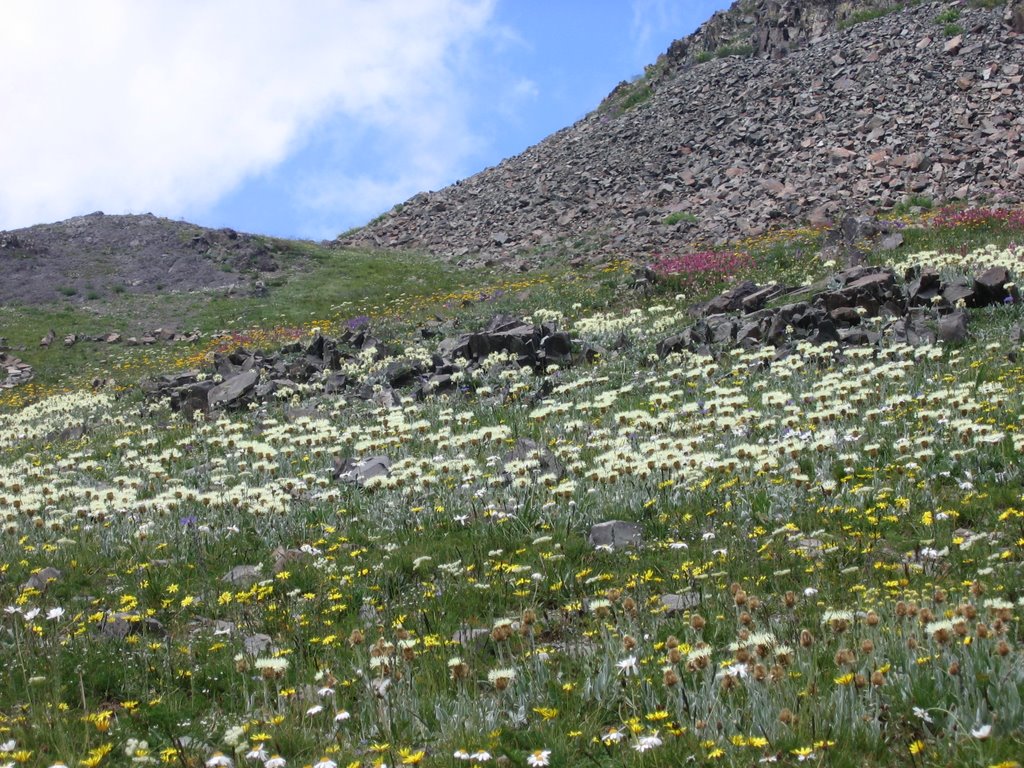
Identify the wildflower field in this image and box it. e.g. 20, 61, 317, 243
1, 209, 1023, 767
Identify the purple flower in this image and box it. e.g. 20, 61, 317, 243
346, 315, 370, 330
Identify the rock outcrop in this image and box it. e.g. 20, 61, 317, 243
338, 2, 1023, 267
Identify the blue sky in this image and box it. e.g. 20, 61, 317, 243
0, 1, 731, 240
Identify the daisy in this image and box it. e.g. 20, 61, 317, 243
601, 728, 624, 745
527, 750, 551, 767
244, 744, 268, 762
971, 724, 992, 739
266, 758, 287, 768
206, 754, 233, 768
633, 734, 663, 753
313, 759, 337, 768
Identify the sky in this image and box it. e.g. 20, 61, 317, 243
0, 1, 732, 241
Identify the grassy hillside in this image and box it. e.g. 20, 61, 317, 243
1, 207, 1023, 767
0, 240, 486, 410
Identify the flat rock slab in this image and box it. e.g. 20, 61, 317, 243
97, 612, 166, 640
661, 592, 702, 614
336, 455, 392, 486
589, 520, 643, 549
222, 564, 263, 587
22, 566, 61, 591
452, 628, 491, 646
208, 369, 259, 409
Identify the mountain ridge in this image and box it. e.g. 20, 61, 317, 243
337, 0, 1024, 268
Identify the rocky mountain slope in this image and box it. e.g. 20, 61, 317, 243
0, 212, 278, 305
337, 1, 1024, 267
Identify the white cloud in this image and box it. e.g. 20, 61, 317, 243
0, 0, 496, 230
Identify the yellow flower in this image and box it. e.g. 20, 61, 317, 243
399, 748, 425, 765
532, 707, 558, 720
909, 740, 926, 755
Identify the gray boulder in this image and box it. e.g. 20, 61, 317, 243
588, 520, 643, 549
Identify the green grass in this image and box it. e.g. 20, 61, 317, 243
889, 195, 934, 217
661, 212, 698, 226
0, 241, 479, 405
837, 8, 895, 30
616, 82, 652, 113
714, 43, 754, 58
2, 209, 1024, 767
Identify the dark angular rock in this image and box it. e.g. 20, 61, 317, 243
974, 266, 1010, 305
942, 280, 977, 308
540, 332, 573, 361
938, 310, 969, 344
335, 455, 392, 486
208, 369, 259, 410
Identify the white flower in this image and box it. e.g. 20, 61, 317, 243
305, 705, 323, 716
334, 710, 351, 722
23, 608, 40, 621
0, 741, 15, 752
601, 728, 624, 745
206, 754, 233, 768
526, 750, 551, 767
617, 655, 639, 676
453, 750, 471, 761
912, 706, 933, 724
312, 759, 337, 768
244, 745, 267, 762
265, 758, 287, 768
970, 724, 992, 739
633, 734, 663, 752
46, 607, 65, 620
470, 751, 492, 762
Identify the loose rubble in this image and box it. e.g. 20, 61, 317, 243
656, 259, 1015, 357
338, 2, 1023, 267
142, 316, 588, 413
